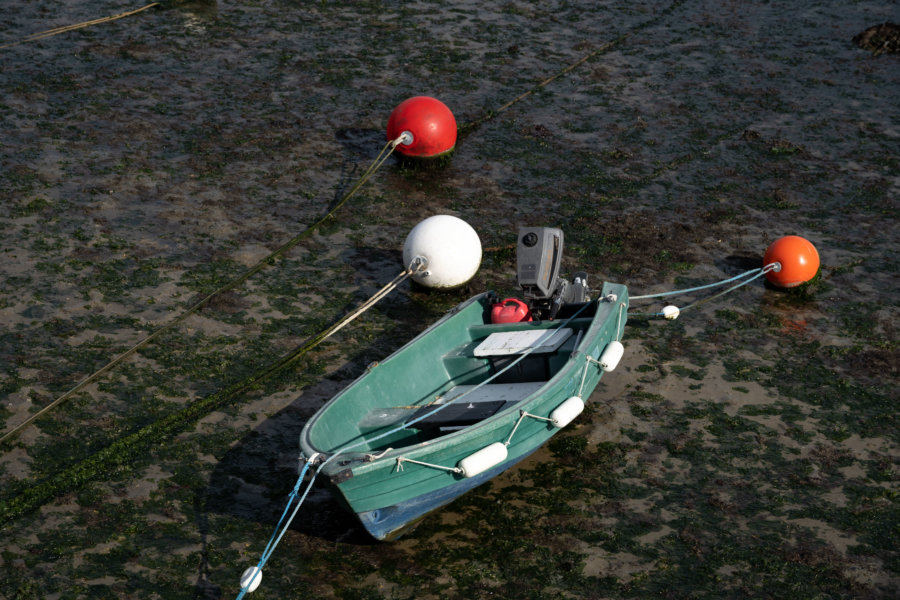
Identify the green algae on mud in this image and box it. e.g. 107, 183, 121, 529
2, 0, 900, 598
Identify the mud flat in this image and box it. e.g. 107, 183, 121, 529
1, 1, 897, 598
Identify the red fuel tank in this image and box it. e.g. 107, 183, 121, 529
491, 298, 532, 324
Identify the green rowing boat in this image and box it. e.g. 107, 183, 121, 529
299, 228, 629, 540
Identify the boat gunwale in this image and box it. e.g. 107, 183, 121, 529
299, 292, 492, 462
301, 284, 628, 479
336, 291, 623, 481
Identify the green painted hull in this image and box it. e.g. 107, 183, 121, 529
299, 282, 628, 540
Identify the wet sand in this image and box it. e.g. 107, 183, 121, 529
1, 1, 898, 598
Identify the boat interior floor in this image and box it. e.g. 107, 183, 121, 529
352, 323, 586, 450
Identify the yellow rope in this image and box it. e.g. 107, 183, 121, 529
0, 3, 160, 50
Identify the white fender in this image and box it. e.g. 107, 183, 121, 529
599, 340, 624, 371
458, 442, 508, 478
550, 396, 585, 428
240, 566, 262, 593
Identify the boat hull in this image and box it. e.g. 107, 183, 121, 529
300, 282, 629, 540
357, 444, 542, 540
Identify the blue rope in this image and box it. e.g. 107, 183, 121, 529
235, 460, 314, 599
633, 266, 772, 319
677, 267, 769, 312
629, 267, 764, 300
398, 301, 593, 431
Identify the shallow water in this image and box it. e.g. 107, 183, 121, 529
1, 1, 898, 598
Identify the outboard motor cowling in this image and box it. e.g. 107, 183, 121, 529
515, 227, 590, 320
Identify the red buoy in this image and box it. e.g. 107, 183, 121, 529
386, 96, 457, 158
763, 235, 820, 288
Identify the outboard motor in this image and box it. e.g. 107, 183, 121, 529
516, 227, 589, 320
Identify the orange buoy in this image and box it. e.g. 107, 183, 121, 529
386, 96, 457, 158
763, 235, 820, 288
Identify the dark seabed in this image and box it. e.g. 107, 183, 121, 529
1, 1, 898, 598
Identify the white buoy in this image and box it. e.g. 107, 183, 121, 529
402, 215, 482, 288
550, 396, 585, 428
662, 305, 680, 320
240, 566, 262, 593
598, 340, 625, 371
458, 442, 508, 478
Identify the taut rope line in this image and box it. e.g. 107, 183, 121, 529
0, 136, 407, 445
628, 265, 778, 319
460, 35, 629, 134
0, 3, 161, 50
459, 0, 690, 134
0, 264, 419, 525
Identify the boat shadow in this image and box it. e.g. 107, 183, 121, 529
192, 244, 480, 596
202, 373, 375, 544
194, 373, 371, 599
200, 272, 462, 549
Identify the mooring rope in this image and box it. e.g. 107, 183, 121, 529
0, 3, 161, 50
459, 36, 629, 134
628, 265, 778, 319
630, 267, 766, 300
0, 136, 407, 445
239, 452, 318, 596
317, 266, 417, 342
0, 264, 421, 527
459, 0, 691, 134
675, 265, 776, 312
